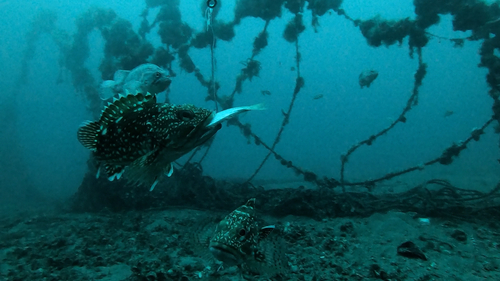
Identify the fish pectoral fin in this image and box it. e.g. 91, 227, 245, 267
104, 164, 125, 181
77, 121, 100, 151
123, 148, 163, 190
253, 250, 266, 263
245, 198, 256, 208
258, 225, 275, 240
131, 148, 161, 168
246, 237, 288, 275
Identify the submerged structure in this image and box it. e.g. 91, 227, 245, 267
16, 0, 500, 219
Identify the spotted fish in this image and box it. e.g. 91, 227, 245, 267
77, 93, 263, 191
200, 198, 288, 277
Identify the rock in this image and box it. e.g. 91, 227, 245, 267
340, 221, 354, 234
451, 229, 467, 242
146, 271, 157, 281
370, 264, 389, 279
397, 241, 427, 261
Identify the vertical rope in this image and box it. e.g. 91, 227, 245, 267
206, 1, 218, 112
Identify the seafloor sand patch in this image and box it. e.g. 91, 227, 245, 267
0, 207, 499, 280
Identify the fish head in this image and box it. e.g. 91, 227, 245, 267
136, 64, 172, 94
158, 104, 221, 155
209, 198, 259, 266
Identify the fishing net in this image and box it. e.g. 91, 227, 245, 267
20, 0, 500, 219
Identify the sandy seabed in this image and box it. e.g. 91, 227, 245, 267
1, 203, 499, 281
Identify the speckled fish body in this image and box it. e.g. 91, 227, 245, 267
77, 92, 220, 190
208, 198, 288, 276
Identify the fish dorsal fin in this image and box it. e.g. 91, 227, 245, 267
99, 92, 156, 127
113, 70, 130, 84
77, 121, 100, 151
245, 198, 256, 208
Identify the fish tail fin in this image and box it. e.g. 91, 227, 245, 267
99, 80, 117, 100
77, 121, 100, 151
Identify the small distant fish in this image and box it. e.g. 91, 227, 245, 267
313, 94, 323, 100
444, 110, 454, 117
359, 69, 379, 88
99, 63, 171, 100
77, 92, 264, 191
199, 198, 288, 277
261, 90, 271, 96
290, 66, 296, 71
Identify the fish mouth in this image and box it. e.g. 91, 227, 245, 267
155, 76, 172, 87
185, 112, 221, 147
209, 243, 239, 266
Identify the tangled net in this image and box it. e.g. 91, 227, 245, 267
19, 0, 500, 217
73, 162, 500, 223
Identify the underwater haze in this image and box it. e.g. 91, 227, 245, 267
0, 0, 499, 208
4, 1, 500, 280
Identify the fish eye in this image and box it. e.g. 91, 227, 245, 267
177, 110, 195, 121
155, 72, 161, 77
238, 229, 246, 236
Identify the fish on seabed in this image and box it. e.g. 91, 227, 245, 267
77, 92, 265, 191
359, 69, 379, 88
204, 198, 288, 277
99, 63, 172, 100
